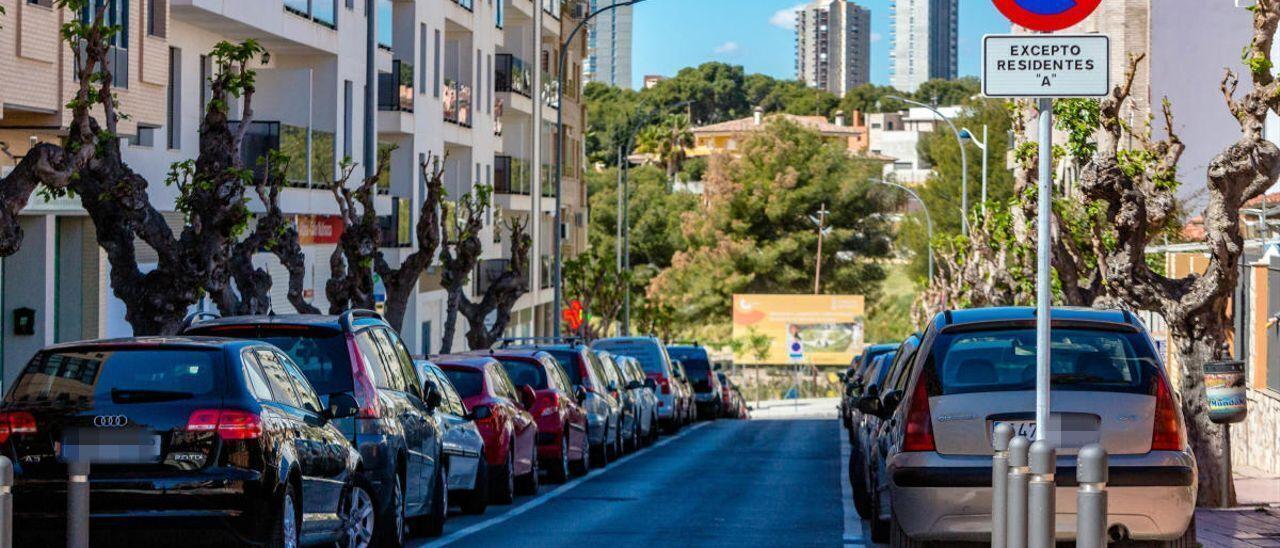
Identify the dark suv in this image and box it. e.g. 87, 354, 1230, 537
3, 337, 372, 547
666, 344, 721, 420
185, 310, 447, 544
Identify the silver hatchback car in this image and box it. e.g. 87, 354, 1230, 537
867, 307, 1196, 547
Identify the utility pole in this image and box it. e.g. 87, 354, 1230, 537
810, 203, 831, 294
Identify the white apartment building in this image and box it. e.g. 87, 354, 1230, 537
795, 0, 871, 96
889, 0, 957, 93
866, 105, 962, 185
584, 0, 631, 89
0, 0, 590, 388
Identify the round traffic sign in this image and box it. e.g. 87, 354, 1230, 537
992, 0, 1101, 32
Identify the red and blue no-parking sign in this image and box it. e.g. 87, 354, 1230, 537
992, 0, 1102, 32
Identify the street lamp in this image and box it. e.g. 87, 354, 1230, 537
874, 177, 934, 281
888, 95, 969, 236
617, 99, 693, 336
962, 125, 989, 218
554, 0, 650, 339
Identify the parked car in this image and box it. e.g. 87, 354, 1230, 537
717, 372, 737, 418
499, 340, 622, 470
866, 307, 1196, 547
618, 355, 660, 446
848, 340, 910, 520
434, 355, 539, 504
842, 343, 898, 432
599, 352, 646, 452
185, 311, 447, 544
415, 360, 489, 515
4, 337, 374, 547
671, 360, 696, 426
667, 344, 722, 420
478, 349, 589, 483
591, 337, 683, 434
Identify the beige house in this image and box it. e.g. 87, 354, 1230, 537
688, 107, 869, 159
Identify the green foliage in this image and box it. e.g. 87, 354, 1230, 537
1053, 99, 1100, 159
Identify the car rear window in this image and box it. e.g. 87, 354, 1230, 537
542, 349, 584, 385
926, 328, 1161, 396
9, 349, 221, 404
499, 359, 549, 390
441, 368, 485, 398
593, 340, 667, 375
667, 347, 712, 381
197, 327, 353, 396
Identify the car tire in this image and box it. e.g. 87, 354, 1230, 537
418, 462, 448, 538
869, 475, 890, 544
489, 445, 516, 504
548, 432, 571, 483
373, 474, 405, 548
1157, 517, 1197, 548
265, 482, 299, 548
630, 422, 641, 453
515, 441, 540, 495
338, 476, 376, 548
850, 446, 872, 519
590, 440, 608, 468
649, 413, 661, 443
458, 457, 489, 515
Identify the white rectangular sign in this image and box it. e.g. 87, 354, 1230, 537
983, 34, 1110, 98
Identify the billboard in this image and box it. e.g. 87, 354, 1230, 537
731, 294, 866, 366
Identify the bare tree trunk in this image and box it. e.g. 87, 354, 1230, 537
1169, 327, 1235, 507
459, 218, 532, 349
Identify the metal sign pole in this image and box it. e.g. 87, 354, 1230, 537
1035, 98, 1053, 442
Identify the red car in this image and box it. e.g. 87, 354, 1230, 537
436, 355, 539, 504
480, 350, 590, 482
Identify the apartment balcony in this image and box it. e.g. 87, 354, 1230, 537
377, 60, 414, 134
455, 0, 475, 11
506, 0, 535, 18
539, 255, 553, 290
443, 79, 473, 128
495, 156, 535, 195
496, 54, 534, 115
173, 0, 340, 55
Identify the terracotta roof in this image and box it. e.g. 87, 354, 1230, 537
691, 113, 863, 136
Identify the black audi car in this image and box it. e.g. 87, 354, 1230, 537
2, 337, 373, 547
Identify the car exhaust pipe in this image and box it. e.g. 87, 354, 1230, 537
1107, 524, 1130, 543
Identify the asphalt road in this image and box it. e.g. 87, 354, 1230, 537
414, 401, 847, 548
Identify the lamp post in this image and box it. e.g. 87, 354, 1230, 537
963, 125, 990, 218
888, 95, 968, 235
875, 177, 934, 281
554, 0, 650, 339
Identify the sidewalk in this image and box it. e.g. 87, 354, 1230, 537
1196, 469, 1280, 547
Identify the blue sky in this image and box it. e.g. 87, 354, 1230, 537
631, 0, 1012, 88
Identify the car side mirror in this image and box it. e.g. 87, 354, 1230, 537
574, 385, 588, 404
466, 405, 492, 421
837, 372, 847, 383
855, 395, 882, 416
423, 382, 443, 412
326, 392, 360, 420
643, 378, 658, 391
880, 390, 905, 417
519, 385, 538, 410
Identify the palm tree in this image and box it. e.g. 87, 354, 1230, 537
634, 114, 694, 180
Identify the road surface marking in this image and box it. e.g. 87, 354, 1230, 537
841, 427, 868, 546
417, 422, 712, 548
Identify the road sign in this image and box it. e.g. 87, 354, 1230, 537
993, 0, 1102, 32
983, 34, 1110, 98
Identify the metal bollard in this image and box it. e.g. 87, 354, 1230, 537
1006, 436, 1031, 548
0, 455, 11, 548
991, 423, 1014, 548
1027, 440, 1056, 548
1076, 444, 1109, 548
67, 460, 89, 548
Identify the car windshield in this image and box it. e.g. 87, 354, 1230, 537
593, 340, 667, 375
9, 349, 221, 404
926, 328, 1161, 396
667, 347, 712, 381
866, 351, 897, 387
198, 327, 353, 396
541, 349, 584, 385
499, 359, 549, 389
441, 368, 485, 398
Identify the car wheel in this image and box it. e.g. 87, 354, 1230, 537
571, 428, 591, 476
649, 413, 661, 443
338, 477, 376, 548
1157, 517, 1197, 548
490, 442, 516, 504
515, 441, 540, 495
418, 461, 448, 538
373, 474, 405, 548
458, 457, 489, 515
630, 422, 641, 453
869, 475, 890, 543
548, 432, 571, 483
850, 446, 872, 519
266, 483, 299, 548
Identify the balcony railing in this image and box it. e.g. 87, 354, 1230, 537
284, 0, 337, 28
454, 0, 474, 11
443, 79, 473, 127
542, 0, 559, 19
541, 163, 558, 198
494, 156, 533, 195
541, 76, 560, 109
378, 60, 414, 113
495, 54, 532, 98
494, 99, 504, 136
230, 120, 282, 185
540, 255, 553, 289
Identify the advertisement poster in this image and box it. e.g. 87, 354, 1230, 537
732, 294, 865, 366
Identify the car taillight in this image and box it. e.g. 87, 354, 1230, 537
346, 334, 382, 419
1151, 374, 1186, 451
0, 411, 37, 444
901, 373, 935, 452
188, 409, 263, 440
658, 377, 671, 394
538, 394, 560, 417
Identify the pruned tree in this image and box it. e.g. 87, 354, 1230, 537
1075, 3, 1280, 507
438, 186, 491, 353
458, 217, 532, 350
325, 151, 447, 332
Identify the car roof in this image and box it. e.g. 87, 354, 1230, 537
186, 314, 386, 332
593, 336, 662, 345
864, 343, 899, 353
434, 355, 499, 369
935, 306, 1141, 331
41, 336, 252, 352
472, 349, 549, 360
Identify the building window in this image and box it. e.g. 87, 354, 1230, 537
433, 30, 441, 98
419, 24, 427, 93
147, 0, 167, 37
166, 47, 181, 149
27, 0, 54, 8
199, 55, 212, 115
343, 80, 353, 158
376, 0, 392, 49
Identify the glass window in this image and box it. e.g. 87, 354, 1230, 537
543, 349, 584, 386
667, 347, 712, 382
434, 369, 465, 415
386, 331, 421, 396
257, 350, 302, 408
442, 368, 484, 398
592, 340, 668, 376
279, 351, 324, 414
208, 329, 354, 396
370, 329, 409, 393
377, 0, 392, 48
353, 331, 392, 390
10, 349, 216, 404
240, 350, 274, 401
499, 358, 548, 390
489, 365, 518, 399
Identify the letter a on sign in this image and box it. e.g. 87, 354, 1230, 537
992, 0, 1102, 32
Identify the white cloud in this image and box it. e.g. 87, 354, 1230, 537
870, 32, 883, 43
714, 41, 742, 55
769, 4, 806, 30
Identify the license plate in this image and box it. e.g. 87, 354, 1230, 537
60, 429, 162, 464
993, 420, 1037, 440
